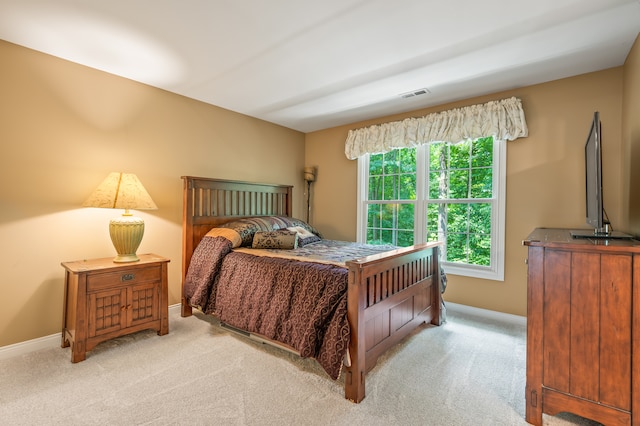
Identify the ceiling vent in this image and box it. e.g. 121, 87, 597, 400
400, 88, 431, 99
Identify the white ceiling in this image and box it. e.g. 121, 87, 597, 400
1, 0, 639, 133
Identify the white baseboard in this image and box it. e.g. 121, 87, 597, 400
446, 302, 527, 327
0, 333, 61, 361
0, 304, 182, 361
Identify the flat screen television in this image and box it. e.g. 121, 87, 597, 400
571, 112, 632, 239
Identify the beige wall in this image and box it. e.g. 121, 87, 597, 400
0, 40, 306, 347
306, 60, 636, 317
623, 34, 640, 234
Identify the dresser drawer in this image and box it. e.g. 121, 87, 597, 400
87, 266, 160, 291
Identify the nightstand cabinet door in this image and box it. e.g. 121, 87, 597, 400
88, 288, 127, 338
128, 281, 160, 327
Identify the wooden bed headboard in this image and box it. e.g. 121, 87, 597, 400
181, 176, 293, 285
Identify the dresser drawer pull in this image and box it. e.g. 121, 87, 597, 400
121, 273, 135, 282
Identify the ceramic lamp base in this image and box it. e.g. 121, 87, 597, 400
109, 214, 145, 263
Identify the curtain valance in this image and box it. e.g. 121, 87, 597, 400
344, 97, 528, 159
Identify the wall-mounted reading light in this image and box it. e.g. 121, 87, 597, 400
303, 167, 316, 224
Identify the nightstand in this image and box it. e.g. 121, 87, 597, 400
61, 254, 170, 362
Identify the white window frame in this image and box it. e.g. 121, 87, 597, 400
357, 138, 506, 281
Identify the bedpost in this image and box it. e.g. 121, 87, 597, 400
345, 264, 366, 403
431, 246, 442, 326
181, 176, 194, 317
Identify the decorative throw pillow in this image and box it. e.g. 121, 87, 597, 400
298, 234, 321, 247
252, 230, 299, 249
286, 226, 321, 247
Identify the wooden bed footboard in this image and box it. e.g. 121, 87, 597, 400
344, 243, 441, 402
181, 176, 442, 403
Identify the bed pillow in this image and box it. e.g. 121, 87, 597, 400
205, 227, 243, 248
219, 218, 278, 247
298, 234, 321, 247
287, 226, 322, 247
252, 230, 299, 249
218, 216, 321, 247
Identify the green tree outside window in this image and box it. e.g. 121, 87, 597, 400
365, 137, 495, 268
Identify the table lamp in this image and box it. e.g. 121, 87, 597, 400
82, 172, 158, 262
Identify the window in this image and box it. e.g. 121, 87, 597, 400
357, 136, 505, 281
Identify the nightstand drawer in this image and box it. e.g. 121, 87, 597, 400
87, 266, 160, 291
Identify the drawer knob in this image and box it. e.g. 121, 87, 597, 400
121, 273, 135, 282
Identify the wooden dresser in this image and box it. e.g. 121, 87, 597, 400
61, 254, 170, 362
523, 228, 640, 425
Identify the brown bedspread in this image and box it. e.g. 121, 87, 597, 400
184, 236, 350, 379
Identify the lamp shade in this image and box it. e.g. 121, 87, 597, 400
303, 167, 316, 182
82, 172, 158, 210
83, 172, 157, 263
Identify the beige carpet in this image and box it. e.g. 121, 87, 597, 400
0, 306, 602, 425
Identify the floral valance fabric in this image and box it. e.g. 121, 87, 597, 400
344, 97, 528, 159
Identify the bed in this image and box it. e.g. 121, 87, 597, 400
180, 176, 443, 402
